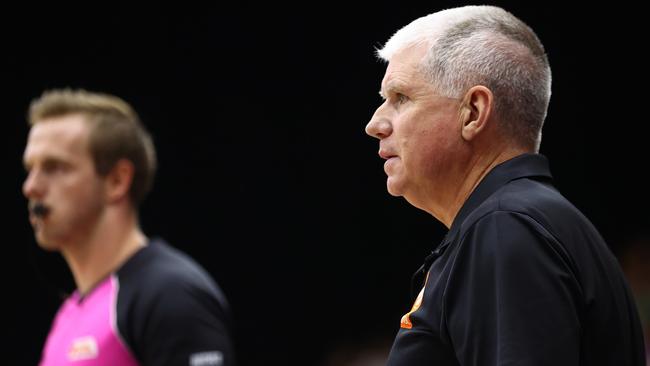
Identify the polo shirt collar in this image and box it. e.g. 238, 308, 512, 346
447, 152, 553, 241
414, 153, 553, 290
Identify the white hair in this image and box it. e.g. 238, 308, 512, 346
377, 6, 552, 152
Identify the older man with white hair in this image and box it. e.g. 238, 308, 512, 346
366, 5, 646, 366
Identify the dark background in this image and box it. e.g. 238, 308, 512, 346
2, 1, 648, 364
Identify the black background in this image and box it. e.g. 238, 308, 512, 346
2, 1, 648, 364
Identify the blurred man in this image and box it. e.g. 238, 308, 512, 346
23, 89, 235, 365
365, 5, 645, 365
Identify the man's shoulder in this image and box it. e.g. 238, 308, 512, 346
112, 239, 234, 364
454, 177, 606, 270
116, 238, 226, 304
462, 177, 585, 236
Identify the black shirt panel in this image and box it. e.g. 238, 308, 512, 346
116, 239, 235, 366
446, 210, 582, 365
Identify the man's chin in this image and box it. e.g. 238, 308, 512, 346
34, 233, 61, 252
386, 178, 404, 197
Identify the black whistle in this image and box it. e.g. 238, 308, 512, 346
31, 203, 50, 217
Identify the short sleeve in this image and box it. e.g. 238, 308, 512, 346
137, 279, 235, 366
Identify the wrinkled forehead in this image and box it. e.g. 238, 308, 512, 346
385, 44, 428, 73
24, 115, 91, 162
380, 44, 430, 94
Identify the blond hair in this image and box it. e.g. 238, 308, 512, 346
29, 88, 157, 206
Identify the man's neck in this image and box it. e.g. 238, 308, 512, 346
442, 147, 528, 228
62, 210, 147, 296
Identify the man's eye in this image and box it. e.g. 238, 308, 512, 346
42, 161, 65, 174
396, 93, 408, 105
42, 162, 57, 173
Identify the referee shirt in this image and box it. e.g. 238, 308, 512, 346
40, 239, 234, 366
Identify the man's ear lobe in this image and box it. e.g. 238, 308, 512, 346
460, 85, 493, 142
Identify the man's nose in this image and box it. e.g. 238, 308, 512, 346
23, 169, 44, 199
365, 108, 393, 139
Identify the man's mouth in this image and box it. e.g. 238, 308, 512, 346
379, 149, 397, 160
29, 202, 51, 218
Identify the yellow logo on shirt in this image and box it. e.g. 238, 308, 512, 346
68, 336, 98, 361
400, 272, 429, 329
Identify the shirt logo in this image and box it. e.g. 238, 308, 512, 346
400, 272, 429, 329
190, 351, 224, 366
67, 336, 98, 361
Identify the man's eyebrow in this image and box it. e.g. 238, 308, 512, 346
23, 155, 69, 170
378, 83, 393, 100
380, 80, 407, 100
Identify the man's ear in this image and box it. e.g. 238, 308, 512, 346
105, 159, 134, 203
459, 85, 493, 142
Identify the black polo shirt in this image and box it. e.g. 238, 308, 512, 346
386, 153, 646, 366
